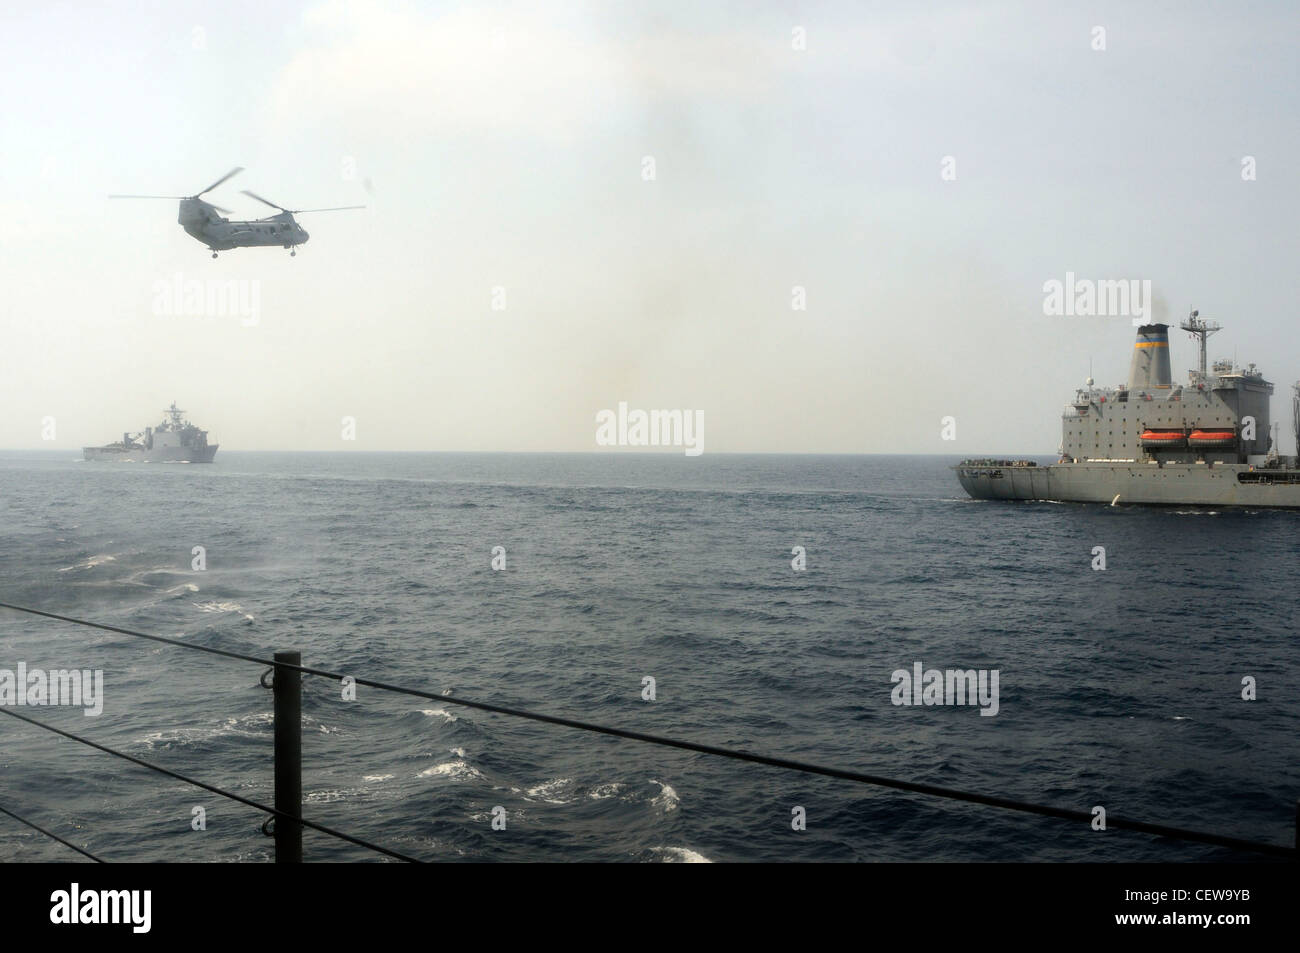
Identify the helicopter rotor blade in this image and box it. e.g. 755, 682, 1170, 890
240, 190, 288, 212
292, 205, 367, 213
197, 167, 244, 197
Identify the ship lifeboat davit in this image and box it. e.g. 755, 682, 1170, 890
1188, 429, 1237, 448
1140, 430, 1187, 449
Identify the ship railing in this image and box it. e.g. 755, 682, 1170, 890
956, 459, 1037, 468
0, 601, 1295, 863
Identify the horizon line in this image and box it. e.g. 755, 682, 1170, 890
0, 448, 1053, 457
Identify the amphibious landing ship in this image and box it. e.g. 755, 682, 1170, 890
83, 403, 218, 463
956, 313, 1300, 507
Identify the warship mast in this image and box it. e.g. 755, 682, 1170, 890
1180, 309, 1221, 381
1292, 381, 1299, 458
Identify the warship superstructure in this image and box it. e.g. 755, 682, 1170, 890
956, 313, 1300, 507
83, 403, 218, 463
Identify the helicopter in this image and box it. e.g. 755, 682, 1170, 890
109, 168, 364, 257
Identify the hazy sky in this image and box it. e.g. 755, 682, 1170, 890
2, 0, 1297, 453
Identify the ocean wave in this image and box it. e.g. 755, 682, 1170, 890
57, 554, 116, 572
419, 708, 458, 723
129, 569, 195, 588
137, 713, 273, 749
650, 846, 711, 863
193, 600, 254, 620
419, 759, 483, 781
524, 778, 576, 804
648, 779, 680, 813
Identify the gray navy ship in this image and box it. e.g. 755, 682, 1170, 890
956, 312, 1300, 507
83, 403, 218, 463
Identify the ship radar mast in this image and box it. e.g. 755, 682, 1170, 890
1292, 381, 1299, 458
163, 402, 186, 428
1180, 308, 1222, 380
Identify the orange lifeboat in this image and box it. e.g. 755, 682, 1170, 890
1140, 430, 1186, 448
1188, 429, 1236, 447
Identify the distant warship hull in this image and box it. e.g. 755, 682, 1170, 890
956, 461, 1300, 508
83, 444, 218, 463
83, 403, 218, 464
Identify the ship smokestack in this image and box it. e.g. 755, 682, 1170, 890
1128, 323, 1171, 392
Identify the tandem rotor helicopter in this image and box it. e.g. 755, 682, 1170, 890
110, 167, 364, 257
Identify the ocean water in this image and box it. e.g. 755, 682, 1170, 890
0, 451, 1296, 863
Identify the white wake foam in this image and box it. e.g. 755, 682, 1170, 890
648, 779, 680, 813
650, 846, 711, 863
58, 554, 116, 572
419, 759, 482, 781
524, 778, 576, 804
419, 708, 458, 723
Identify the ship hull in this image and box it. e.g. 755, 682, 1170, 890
83, 444, 218, 463
955, 461, 1300, 508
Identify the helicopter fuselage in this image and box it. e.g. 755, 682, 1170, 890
112, 169, 356, 257
179, 198, 308, 251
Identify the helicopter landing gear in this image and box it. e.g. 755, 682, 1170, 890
211, 251, 218, 259
290, 248, 296, 256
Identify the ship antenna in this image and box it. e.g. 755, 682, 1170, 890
1292, 381, 1299, 459
1179, 308, 1221, 380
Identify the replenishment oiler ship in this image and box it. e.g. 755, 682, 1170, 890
956, 312, 1300, 507
83, 402, 218, 463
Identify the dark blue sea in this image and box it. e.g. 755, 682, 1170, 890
0, 451, 1296, 862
